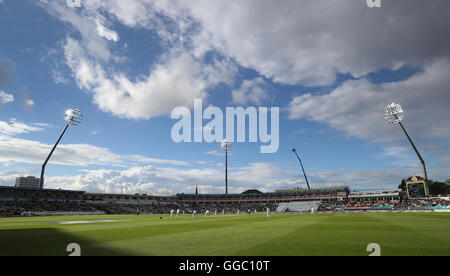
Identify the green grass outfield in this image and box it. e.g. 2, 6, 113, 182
0, 212, 449, 256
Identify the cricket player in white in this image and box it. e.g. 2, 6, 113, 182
192, 210, 197, 219
176, 209, 181, 219
170, 209, 174, 218
205, 210, 210, 217
311, 207, 314, 215
266, 208, 270, 218
215, 210, 217, 216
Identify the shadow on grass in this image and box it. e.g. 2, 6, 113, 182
0, 228, 133, 256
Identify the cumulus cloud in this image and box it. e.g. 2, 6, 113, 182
0, 119, 189, 168
95, 19, 119, 42
0, 135, 123, 167
43, 162, 297, 195
0, 90, 14, 106
38, 0, 450, 120
0, 135, 193, 169
24, 98, 34, 107
232, 78, 269, 105
164, 0, 450, 86
42, 1, 114, 62
288, 58, 450, 143
0, 119, 44, 136
65, 38, 234, 119
40, 1, 237, 120
41, 160, 450, 196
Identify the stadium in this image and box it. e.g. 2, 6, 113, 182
0, 179, 449, 256
1, 0, 450, 260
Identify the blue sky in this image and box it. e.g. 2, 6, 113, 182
0, 0, 449, 195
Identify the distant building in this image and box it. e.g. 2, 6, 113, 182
15, 177, 40, 189
241, 189, 263, 195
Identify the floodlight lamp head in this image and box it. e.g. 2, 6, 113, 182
65, 108, 83, 126
384, 103, 404, 124
221, 139, 232, 151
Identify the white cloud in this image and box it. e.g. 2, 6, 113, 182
0, 135, 123, 167
24, 98, 34, 108
43, 162, 296, 195
0, 119, 189, 168
288, 58, 450, 143
205, 151, 224, 157
39, 159, 450, 196
0, 119, 44, 136
162, 0, 450, 86
38, 0, 450, 123
40, 1, 237, 120
232, 78, 269, 105
129, 155, 190, 167
0, 135, 192, 169
95, 19, 119, 42
42, 1, 114, 62
0, 90, 14, 105
64, 37, 224, 119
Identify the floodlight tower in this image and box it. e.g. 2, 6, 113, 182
39, 108, 83, 189
221, 139, 232, 194
292, 148, 311, 190
384, 103, 429, 196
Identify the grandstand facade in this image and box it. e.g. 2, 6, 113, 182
0, 185, 448, 217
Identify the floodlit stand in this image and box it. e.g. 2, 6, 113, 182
221, 139, 232, 194
39, 108, 83, 189
384, 103, 429, 197
292, 148, 311, 190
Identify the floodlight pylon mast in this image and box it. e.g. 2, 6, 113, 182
222, 140, 232, 194
384, 103, 429, 196
292, 148, 311, 190
39, 124, 69, 189
397, 117, 429, 188
39, 108, 83, 189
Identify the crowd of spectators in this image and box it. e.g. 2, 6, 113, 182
181, 202, 277, 214
0, 199, 95, 215
395, 198, 449, 209
90, 202, 181, 215
317, 201, 348, 211
1, 196, 448, 216
346, 200, 398, 208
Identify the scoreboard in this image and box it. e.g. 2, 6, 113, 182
406, 182, 427, 198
